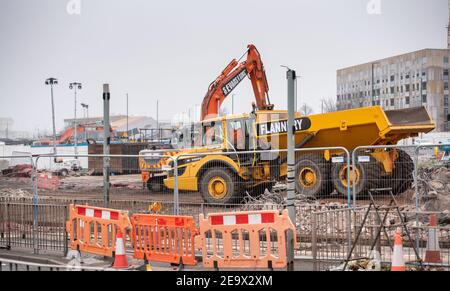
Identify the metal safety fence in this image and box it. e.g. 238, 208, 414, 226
0, 257, 110, 271
351, 144, 450, 208
0, 144, 449, 268
311, 207, 450, 271
175, 147, 352, 209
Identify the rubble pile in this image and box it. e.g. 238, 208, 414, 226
241, 185, 348, 233
417, 166, 450, 213
0, 188, 33, 199
1, 164, 32, 178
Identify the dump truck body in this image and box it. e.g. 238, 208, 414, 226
255, 106, 434, 150
140, 106, 435, 203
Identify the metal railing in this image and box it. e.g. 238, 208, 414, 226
0, 202, 67, 255
0, 144, 449, 269
0, 257, 111, 271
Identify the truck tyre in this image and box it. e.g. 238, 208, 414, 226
389, 149, 414, 195
332, 156, 381, 198
199, 168, 242, 204
295, 153, 332, 198
60, 169, 69, 177
147, 176, 165, 192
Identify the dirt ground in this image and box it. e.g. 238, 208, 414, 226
0, 175, 204, 203
0, 173, 417, 207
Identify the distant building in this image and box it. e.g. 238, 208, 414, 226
0, 118, 31, 139
0, 118, 13, 139
336, 49, 450, 132
63, 115, 162, 139
64, 115, 128, 128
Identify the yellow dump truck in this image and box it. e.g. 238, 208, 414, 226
139, 106, 435, 204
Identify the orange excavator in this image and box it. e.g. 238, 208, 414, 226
200, 44, 274, 120
34, 124, 106, 146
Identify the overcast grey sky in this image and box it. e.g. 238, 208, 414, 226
0, 0, 447, 133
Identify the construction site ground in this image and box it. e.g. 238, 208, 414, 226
0, 174, 417, 206
0, 249, 314, 271
1, 161, 449, 271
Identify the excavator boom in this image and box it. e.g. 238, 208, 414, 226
200, 44, 273, 120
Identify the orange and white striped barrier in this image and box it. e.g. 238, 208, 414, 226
391, 228, 406, 271
66, 204, 132, 257
198, 209, 296, 270
425, 214, 442, 264
113, 229, 129, 269
131, 214, 199, 266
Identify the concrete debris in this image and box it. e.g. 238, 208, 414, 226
330, 260, 384, 272
329, 251, 386, 271
416, 165, 450, 223
0, 188, 33, 198
1, 164, 32, 177
241, 186, 348, 232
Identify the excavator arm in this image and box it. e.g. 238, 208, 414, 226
200, 44, 274, 120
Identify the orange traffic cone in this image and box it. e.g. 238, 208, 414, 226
425, 214, 442, 264
391, 228, 406, 271
113, 229, 129, 269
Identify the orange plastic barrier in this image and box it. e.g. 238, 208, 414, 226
66, 204, 132, 257
198, 209, 296, 269
131, 214, 198, 265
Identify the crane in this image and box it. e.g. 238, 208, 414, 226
200, 44, 274, 120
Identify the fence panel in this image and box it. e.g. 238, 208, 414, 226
351, 145, 417, 206
311, 206, 450, 271
414, 144, 450, 214
311, 208, 353, 271
0, 155, 34, 203
0, 202, 67, 254
0, 202, 7, 248
175, 148, 351, 208
33, 154, 176, 204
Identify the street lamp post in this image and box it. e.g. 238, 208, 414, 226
81, 103, 89, 142
126, 93, 129, 141
45, 78, 58, 157
156, 99, 159, 131
69, 82, 82, 157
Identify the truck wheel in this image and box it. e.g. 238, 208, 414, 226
389, 149, 414, 195
295, 154, 332, 198
332, 156, 381, 198
200, 168, 241, 204
147, 176, 165, 192
332, 163, 364, 198
60, 169, 69, 177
